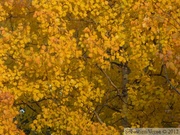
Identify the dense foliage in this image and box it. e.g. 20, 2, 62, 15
0, 0, 179, 134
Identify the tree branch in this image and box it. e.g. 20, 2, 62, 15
164, 64, 180, 95
93, 110, 103, 124
96, 64, 120, 94
96, 64, 131, 105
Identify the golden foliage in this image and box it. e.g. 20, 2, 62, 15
0, 0, 179, 134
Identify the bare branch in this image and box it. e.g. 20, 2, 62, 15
164, 64, 180, 95
105, 105, 121, 112
21, 100, 37, 113
96, 64, 120, 94
93, 110, 103, 124
150, 64, 166, 79
96, 64, 131, 105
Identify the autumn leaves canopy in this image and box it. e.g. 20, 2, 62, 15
0, 0, 180, 134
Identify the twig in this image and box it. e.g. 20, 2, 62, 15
93, 110, 103, 124
105, 105, 121, 112
96, 64, 131, 105
21, 100, 37, 113
96, 64, 120, 94
164, 64, 180, 95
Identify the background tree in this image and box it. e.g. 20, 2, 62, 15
0, 0, 179, 134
